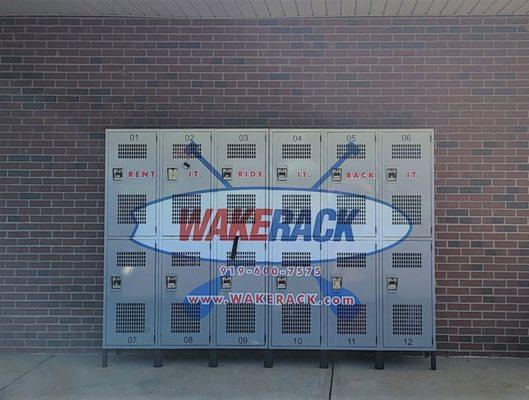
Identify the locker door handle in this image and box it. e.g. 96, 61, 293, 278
230, 235, 240, 261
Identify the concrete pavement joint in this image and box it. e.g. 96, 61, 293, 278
0, 355, 55, 393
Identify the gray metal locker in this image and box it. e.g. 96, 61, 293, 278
270, 241, 321, 347
106, 131, 157, 238
381, 131, 432, 238
160, 241, 211, 347
382, 240, 433, 349
104, 239, 156, 347
324, 130, 377, 237
215, 241, 267, 347
325, 241, 376, 348
161, 130, 212, 237
213, 129, 268, 347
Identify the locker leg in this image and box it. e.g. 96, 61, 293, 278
264, 349, 273, 368
153, 349, 163, 368
375, 351, 384, 370
319, 350, 329, 369
430, 352, 437, 371
209, 349, 218, 368
101, 349, 108, 368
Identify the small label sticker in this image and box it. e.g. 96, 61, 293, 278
167, 167, 178, 181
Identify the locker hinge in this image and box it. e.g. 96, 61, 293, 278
155, 226, 157, 234
430, 133, 432, 142
431, 226, 433, 235
209, 334, 211, 342
376, 336, 378, 345
375, 226, 377, 234
320, 335, 322, 344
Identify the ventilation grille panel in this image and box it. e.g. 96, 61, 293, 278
117, 194, 146, 224
392, 195, 422, 225
282, 143, 311, 159
116, 252, 146, 268
392, 144, 421, 159
393, 304, 423, 335
337, 143, 366, 159
173, 143, 201, 158
172, 194, 201, 224
337, 304, 367, 335
226, 251, 256, 268
337, 252, 367, 268
118, 143, 147, 159
171, 303, 201, 333
337, 195, 366, 225
281, 194, 311, 224
115, 303, 146, 334
281, 304, 311, 334
227, 143, 256, 159
172, 252, 201, 267
282, 252, 311, 268
226, 304, 256, 334
227, 194, 256, 223
393, 253, 422, 268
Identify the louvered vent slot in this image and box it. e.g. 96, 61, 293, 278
227, 143, 256, 159
393, 252, 422, 268
117, 194, 146, 224
172, 252, 201, 267
171, 303, 201, 333
281, 304, 311, 334
337, 252, 367, 268
115, 303, 145, 334
226, 251, 256, 268
172, 194, 201, 224
173, 143, 201, 158
118, 143, 147, 159
337, 195, 366, 225
282, 143, 311, 159
281, 194, 311, 224
337, 304, 367, 335
282, 252, 311, 268
392, 195, 422, 225
336, 143, 366, 159
391, 144, 421, 159
226, 304, 256, 334
393, 304, 423, 335
227, 194, 256, 223
116, 252, 146, 268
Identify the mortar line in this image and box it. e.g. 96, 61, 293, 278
0, 354, 55, 392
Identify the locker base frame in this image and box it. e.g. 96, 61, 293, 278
375, 351, 384, 370
264, 349, 273, 368
319, 350, 329, 369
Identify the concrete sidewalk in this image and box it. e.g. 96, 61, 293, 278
0, 351, 528, 400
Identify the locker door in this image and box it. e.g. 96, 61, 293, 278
161, 130, 212, 237
326, 241, 376, 348
382, 240, 433, 348
381, 131, 432, 238
270, 130, 321, 237
324, 130, 377, 237
215, 241, 267, 347
270, 241, 321, 348
107, 131, 157, 237
105, 239, 155, 347
160, 241, 210, 346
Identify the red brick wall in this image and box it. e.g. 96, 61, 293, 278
0, 15, 528, 356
